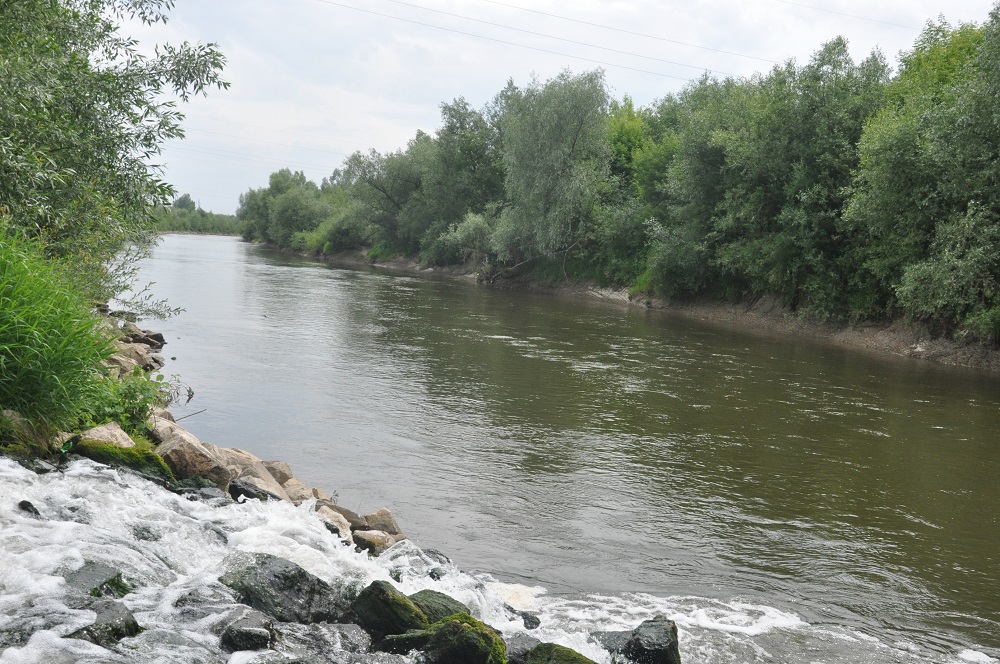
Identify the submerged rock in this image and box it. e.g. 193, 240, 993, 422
219, 551, 348, 624
351, 579, 429, 639
67, 598, 142, 647
65, 561, 133, 598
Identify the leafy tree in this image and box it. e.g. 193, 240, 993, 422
494, 69, 611, 266
0, 0, 228, 308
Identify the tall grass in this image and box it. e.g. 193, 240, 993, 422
0, 231, 115, 446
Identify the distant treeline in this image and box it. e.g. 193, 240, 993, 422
238, 8, 1000, 341
155, 194, 244, 235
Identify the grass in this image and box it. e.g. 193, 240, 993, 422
0, 231, 115, 449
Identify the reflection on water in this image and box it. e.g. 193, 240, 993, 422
140, 235, 1000, 657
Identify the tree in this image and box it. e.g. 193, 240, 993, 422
493, 69, 611, 265
0, 0, 228, 308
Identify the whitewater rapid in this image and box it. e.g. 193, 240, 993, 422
0, 457, 995, 663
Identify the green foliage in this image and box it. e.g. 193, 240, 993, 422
0, 0, 228, 307
82, 368, 169, 438
154, 197, 244, 235
0, 233, 114, 446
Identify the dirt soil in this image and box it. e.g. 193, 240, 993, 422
322, 250, 1000, 375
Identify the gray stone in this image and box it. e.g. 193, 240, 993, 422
350, 580, 428, 639
263, 460, 294, 485
219, 551, 348, 624
505, 633, 542, 664
67, 599, 141, 647
408, 589, 469, 623
64, 561, 132, 598
282, 477, 314, 504
152, 420, 232, 489
220, 608, 276, 652
596, 616, 681, 664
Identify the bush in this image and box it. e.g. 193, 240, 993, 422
0, 232, 114, 445
81, 368, 169, 438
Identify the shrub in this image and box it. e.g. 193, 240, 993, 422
0, 232, 115, 446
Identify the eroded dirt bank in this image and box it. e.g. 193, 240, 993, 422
313, 249, 1000, 375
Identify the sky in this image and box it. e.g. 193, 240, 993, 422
126, 0, 996, 214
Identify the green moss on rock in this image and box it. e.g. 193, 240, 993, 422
526, 642, 597, 664
379, 613, 506, 664
408, 589, 470, 623
73, 440, 175, 481
351, 580, 429, 639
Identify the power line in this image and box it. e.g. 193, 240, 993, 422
312, 0, 699, 81
469, 0, 778, 64
379, 0, 734, 76
769, 0, 919, 30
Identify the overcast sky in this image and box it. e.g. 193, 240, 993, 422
129, 0, 996, 214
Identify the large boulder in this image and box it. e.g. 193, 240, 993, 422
379, 613, 506, 664
151, 418, 232, 490
79, 422, 135, 449
262, 460, 294, 485
316, 505, 354, 545
219, 551, 347, 624
505, 633, 542, 664
595, 616, 681, 664
408, 589, 469, 624
350, 580, 428, 639
281, 476, 314, 504
363, 508, 402, 535
317, 499, 367, 530
525, 643, 596, 663
220, 608, 277, 652
354, 529, 402, 556
213, 446, 290, 501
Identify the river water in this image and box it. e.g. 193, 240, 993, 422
135, 234, 998, 662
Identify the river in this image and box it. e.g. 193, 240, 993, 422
136, 233, 999, 662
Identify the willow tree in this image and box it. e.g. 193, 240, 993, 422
492, 70, 611, 267
0, 0, 228, 309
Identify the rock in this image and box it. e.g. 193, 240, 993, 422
16, 500, 41, 518
504, 603, 541, 630
114, 341, 165, 370
350, 580, 428, 639
312, 486, 333, 502
282, 476, 314, 504
219, 551, 348, 624
354, 529, 401, 556
64, 562, 132, 598
263, 460, 294, 485
525, 642, 596, 664
272, 622, 373, 661
152, 420, 232, 490
316, 505, 354, 545
213, 446, 291, 501
67, 599, 141, 647
408, 589, 469, 623
79, 422, 136, 449
220, 608, 276, 652
363, 508, 402, 535
317, 499, 367, 530
121, 323, 167, 350
149, 406, 175, 422
380, 613, 506, 664
595, 616, 681, 664
621, 616, 682, 664
505, 633, 542, 664
229, 477, 286, 502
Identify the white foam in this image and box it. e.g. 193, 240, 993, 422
959, 650, 1000, 663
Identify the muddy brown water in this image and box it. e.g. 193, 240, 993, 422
137, 234, 1000, 661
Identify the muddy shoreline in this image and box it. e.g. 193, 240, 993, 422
275, 246, 1000, 376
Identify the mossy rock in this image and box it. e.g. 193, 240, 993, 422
72, 440, 174, 481
526, 642, 596, 664
351, 580, 429, 639
408, 589, 469, 623
380, 613, 505, 664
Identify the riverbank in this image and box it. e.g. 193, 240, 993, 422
302, 247, 1000, 375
